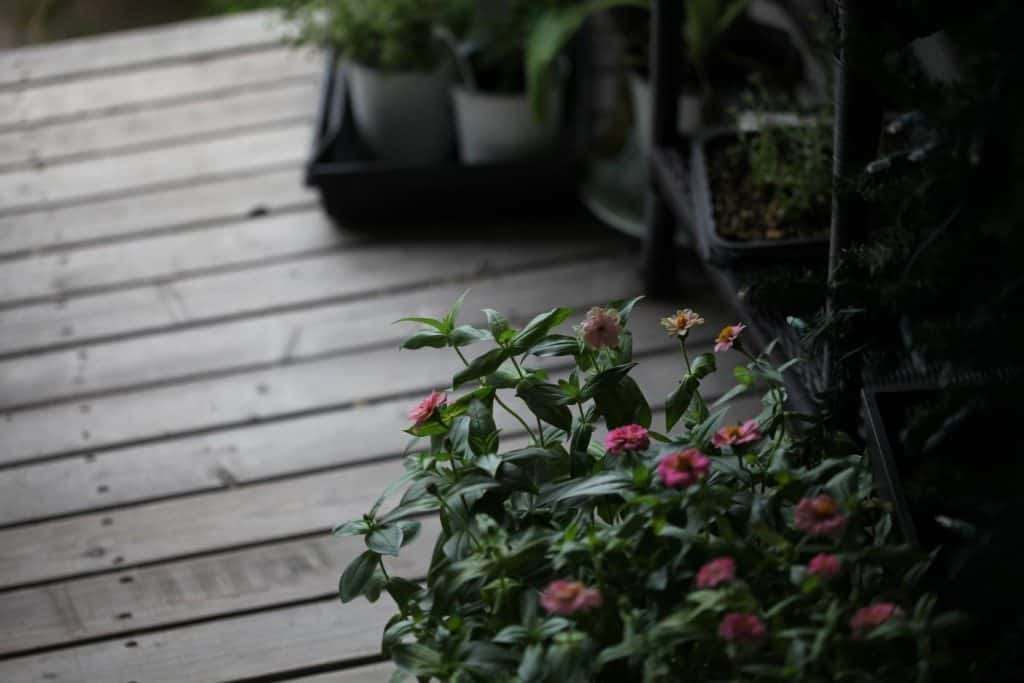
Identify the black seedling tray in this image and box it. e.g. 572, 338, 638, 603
305, 52, 582, 225
689, 128, 829, 267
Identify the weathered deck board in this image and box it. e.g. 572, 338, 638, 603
0, 598, 397, 683
0, 47, 318, 130
0, 518, 439, 655
0, 240, 607, 358
0, 79, 317, 172
0, 167, 315, 258
0, 124, 311, 213
0, 256, 645, 405
0, 459, 404, 589
0, 208, 353, 306
291, 664, 396, 682
0, 10, 290, 88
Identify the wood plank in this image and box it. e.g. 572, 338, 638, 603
0, 297, 710, 466
0, 240, 611, 358
0, 256, 650, 407
0, 598, 397, 683
0, 167, 315, 258
0, 517, 438, 656
0, 124, 310, 213
0, 459, 405, 589
0, 208, 356, 306
291, 663, 395, 683
0, 47, 319, 130
0, 79, 317, 172
0, 11, 291, 88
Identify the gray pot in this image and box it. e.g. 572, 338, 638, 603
452, 85, 563, 164
346, 61, 453, 164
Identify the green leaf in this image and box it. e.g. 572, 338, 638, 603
712, 382, 750, 407
475, 452, 504, 477
690, 352, 716, 377
580, 362, 637, 400
517, 380, 573, 431
366, 524, 404, 556
529, 334, 580, 357
594, 375, 651, 429
537, 471, 633, 505
494, 625, 529, 645
444, 290, 470, 330
397, 520, 422, 547
483, 308, 510, 338
665, 375, 700, 432
453, 347, 509, 388
391, 643, 445, 677
380, 496, 441, 524
449, 325, 491, 347
734, 365, 754, 385
613, 294, 645, 325
400, 329, 448, 350
509, 307, 573, 354
339, 550, 380, 602
393, 316, 446, 332
386, 576, 422, 611
332, 519, 371, 537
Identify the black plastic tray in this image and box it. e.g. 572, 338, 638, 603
305, 52, 582, 225
689, 128, 829, 266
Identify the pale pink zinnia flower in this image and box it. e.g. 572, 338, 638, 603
849, 603, 902, 638
718, 613, 766, 644
605, 424, 650, 455
696, 557, 736, 589
807, 553, 842, 580
657, 449, 710, 488
580, 307, 622, 349
714, 323, 747, 352
794, 495, 848, 539
711, 420, 762, 448
539, 580, 603, 615
660, 308, 705, 338
407, 390, 446, 427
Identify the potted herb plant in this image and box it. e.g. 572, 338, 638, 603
440, 0, 574, 164
332, 295, 965, 680
289, 0, 467, 164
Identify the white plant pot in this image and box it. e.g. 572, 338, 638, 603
346, 61, 453, 164
452, 86, 563, 164
628, 72, 703, 150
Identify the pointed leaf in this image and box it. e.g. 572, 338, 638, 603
339, 550, 380, 602
509, 307, 573, 353
366, 524, 404, 556
594, 376, 651, 429
400, 329, 448, 350
449, 325, 491, 347
453, 348, 509, 388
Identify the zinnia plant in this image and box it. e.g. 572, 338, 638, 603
333, 294, 960, 681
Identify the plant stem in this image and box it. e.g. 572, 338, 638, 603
680, 340, 709, 419
509, 353, 546, 447
455, 345, 538, 444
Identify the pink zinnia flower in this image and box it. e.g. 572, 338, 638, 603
657, 449, 710, 488
660, 308, 705, 338
580, 307, 622, 349
807, 553, 842, 580
849, 603, 902, 638
539, 580, 603, 615
696, 557, 736, 589
714, 324, 746, 352
718, 613, 766, 645
408, 390, 446, 427
711, 420, 762, 448
605, 424, 650, 455
794, 495, 848, 539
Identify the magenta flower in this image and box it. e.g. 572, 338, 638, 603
696, 557, 736, 589
714, 323, 746, 352
849, 603, 903, 638
711, 420, 762, 448
580, 307, 622, 350
657, 449, 710, 488
605, 424, 650, 455
540, 580, 603, 615
718, 613, 767, 645
408, 390, 447, 427
794, 495, 848, 539
807, 553, 842, 580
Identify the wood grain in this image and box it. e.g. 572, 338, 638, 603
0, 47, 318, 130
0, 167, 314, 258
0, 11, 291, 88
0, 79, 317, 172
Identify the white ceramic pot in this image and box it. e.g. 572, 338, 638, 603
452, 85, 563, 164
628, 72, 703, 150
346, 61, 454, 164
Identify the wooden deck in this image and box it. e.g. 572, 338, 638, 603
0, 12, 743, 682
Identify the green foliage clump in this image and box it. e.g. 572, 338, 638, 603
332, 295, 960, 682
